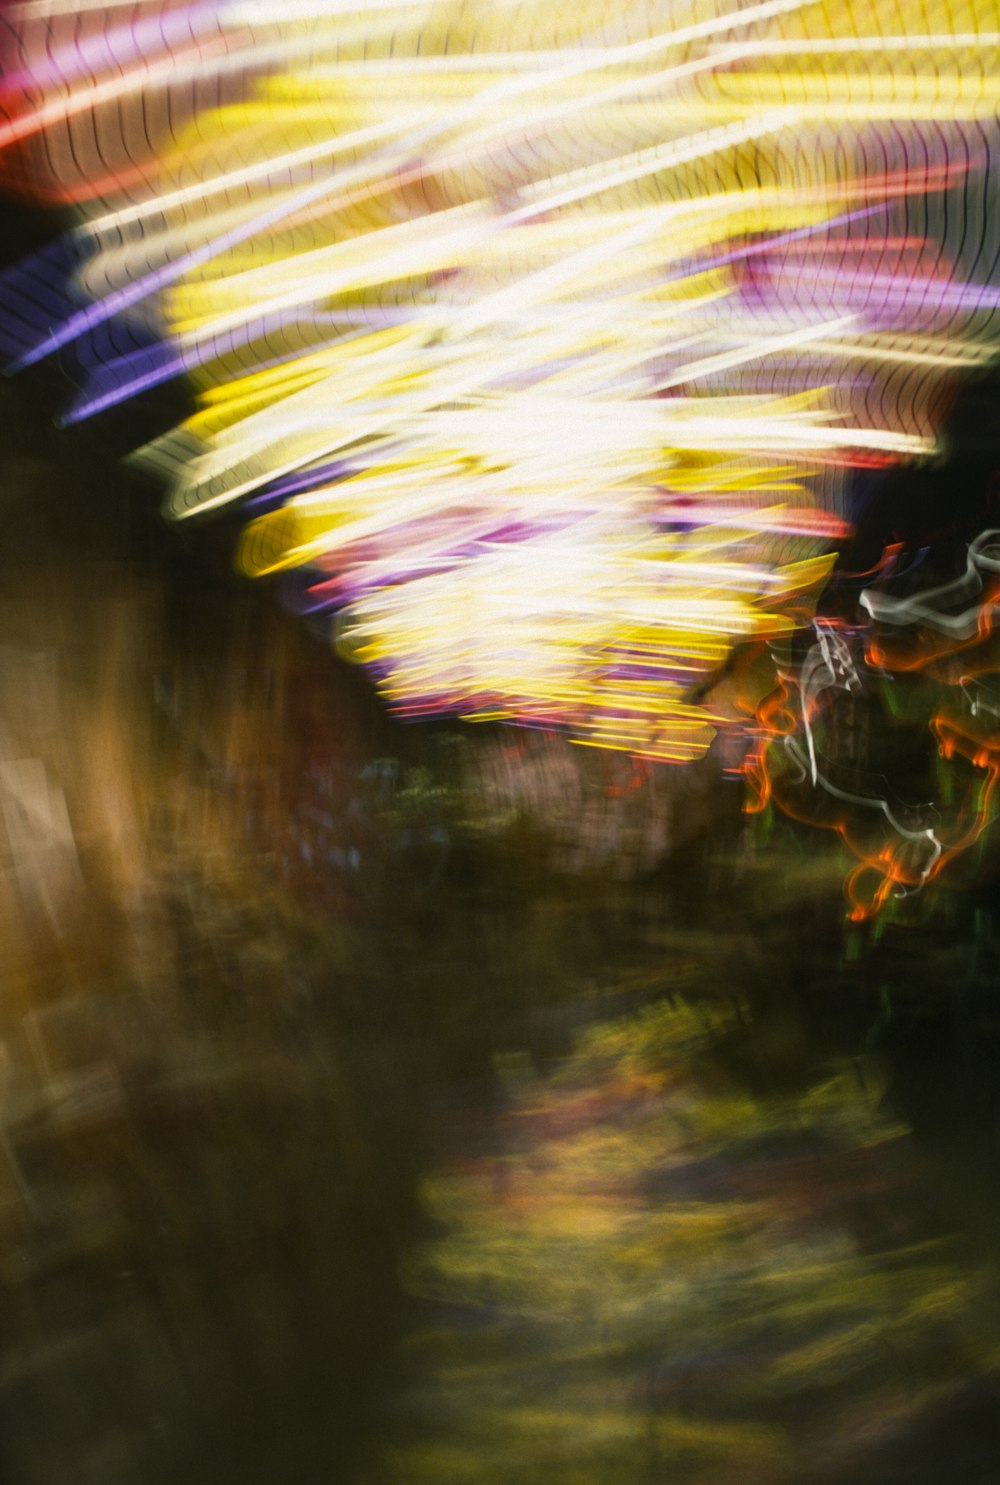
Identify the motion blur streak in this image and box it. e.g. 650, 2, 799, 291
1, 0, 999, 759
357, 1000, 996, 1485
747, 529, 1000, 920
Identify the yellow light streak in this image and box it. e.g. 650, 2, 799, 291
7, 0, 996, 757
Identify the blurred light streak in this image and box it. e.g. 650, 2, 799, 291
748, 529, 1000, 920
1, 0, 999, 756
